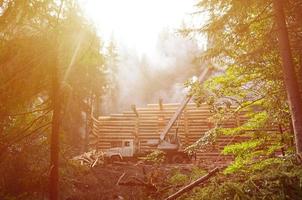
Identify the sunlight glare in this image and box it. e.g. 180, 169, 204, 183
79, 0, 197, 54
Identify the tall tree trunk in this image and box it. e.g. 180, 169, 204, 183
49, 1, 64, 198
49, 49, 61, 200
273, 0, 302, 154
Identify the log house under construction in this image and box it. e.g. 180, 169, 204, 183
89, 102, 279, 164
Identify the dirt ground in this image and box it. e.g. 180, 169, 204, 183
65, 161, 200, 200
65, 158, 230, 200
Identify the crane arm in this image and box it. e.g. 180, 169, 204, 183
159, 67, 212, 141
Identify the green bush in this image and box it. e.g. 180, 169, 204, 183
184, 156, 302, 200
139, 150, 166, 164
168, 169, 189, 185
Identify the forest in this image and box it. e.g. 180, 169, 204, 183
0, 0, 302, 199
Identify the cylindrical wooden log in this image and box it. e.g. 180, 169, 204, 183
164, 167, 219, 200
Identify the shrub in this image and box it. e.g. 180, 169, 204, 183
139, 150, 166, 164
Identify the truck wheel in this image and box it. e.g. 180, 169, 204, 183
171, 154, 184, 163
111, 155, 122, 162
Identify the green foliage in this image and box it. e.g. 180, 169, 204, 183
185, 79, 209, 107
190, 166, 208, 181
222, 111, 269, 135
182, 1, 302, 199
184, 157, 302, 200
168, 166, 207, 186
139, 150, 166, 164
163, 167, 209, 200
168, 168, 189, 185
184, 0, 300, 176
0, 0, 107, 199
185, 127, 223, 154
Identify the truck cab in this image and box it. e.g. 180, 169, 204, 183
104, 139, 135, 161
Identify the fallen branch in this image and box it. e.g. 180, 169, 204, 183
91, 156, 101, 168
164, 167, 220, 200
116, 172, 126, 186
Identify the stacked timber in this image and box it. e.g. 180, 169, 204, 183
89, 102, 278, 163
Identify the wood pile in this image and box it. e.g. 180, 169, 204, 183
89, 102, 279, 164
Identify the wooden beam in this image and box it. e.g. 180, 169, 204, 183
131, 104, 140, 153
164, 167, 220, 200
159, 98, 163, 111
134, 117, 140, 152
184, 108, 189, 146
131, 104, 139, 117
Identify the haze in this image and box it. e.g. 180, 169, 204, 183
80, 0, 198, 55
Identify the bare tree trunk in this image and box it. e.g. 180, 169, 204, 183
49, 2, 65, 198
273, 0, 302, 154
49, 50, 61, 200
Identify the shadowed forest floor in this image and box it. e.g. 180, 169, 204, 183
66, 162, 210, 200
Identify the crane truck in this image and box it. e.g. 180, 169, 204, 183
102, 68, 212, 163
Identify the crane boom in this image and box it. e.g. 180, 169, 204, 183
159, 68, 211, 141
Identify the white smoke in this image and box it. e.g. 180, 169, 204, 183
102, 30, 204, 114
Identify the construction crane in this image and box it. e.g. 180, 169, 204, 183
155, 67, 213, 162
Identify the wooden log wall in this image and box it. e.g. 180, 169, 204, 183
89, 102, 279, 164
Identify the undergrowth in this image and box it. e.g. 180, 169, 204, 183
182, 156, 302, 200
